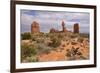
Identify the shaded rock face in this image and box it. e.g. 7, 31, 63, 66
31, 21, 40, 33
73, 23, 79, 33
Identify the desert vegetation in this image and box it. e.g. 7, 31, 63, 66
21, 32, 89, 62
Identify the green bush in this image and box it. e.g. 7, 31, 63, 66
36, 43, 51, 53
21, 32, 31, 40
25, 57, 38, 62
48, 37, 61, 48
36, 38, 45, 43
32, 36, 36, 41
21, 44, 37, 61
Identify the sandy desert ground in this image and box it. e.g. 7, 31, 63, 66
21, 32, 89, 62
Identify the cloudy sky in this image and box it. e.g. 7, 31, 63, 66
21, 9, 90, 33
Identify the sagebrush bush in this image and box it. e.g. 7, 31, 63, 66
25, 56, 38, 62
21, 32, 31, 40
48, 37, 61, 48
36, 43, 51, 52
21, 44, 37, 61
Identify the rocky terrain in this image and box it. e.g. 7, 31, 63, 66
21, 21, 89, 62
21, 32, 89, 62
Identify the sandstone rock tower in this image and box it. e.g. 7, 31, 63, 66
62, 21, 67, 32
31, 21, 40, 34
73, 23, 79, 33
49, 21, 68, 33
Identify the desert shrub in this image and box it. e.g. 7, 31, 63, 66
45, 33, 49, 37
36, 44, 45, 50
80, 33, 89, 38
28, 58, 38, 62
32, 34, 45, 43
21, 44, 37, 61
78, 37, 84, 43
36, 43, 51, 53
70, 34, 78, 38
48, 37, 61, 48
66, 47, 82, 60
66, 49, 71, 57
25, 57, 38, 62
58, 34, 63, 39
32, 36, 36, 41
49, 33, 54, 39
79, 56, 87, 60
21, 32, 31, 40
41, 49, 51, 54
36, 38, 45, 43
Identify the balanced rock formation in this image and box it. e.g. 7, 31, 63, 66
73, 23, 79, 33
31, 21, 40, 33
62, 21, 67, 32
50, 21, 67, 33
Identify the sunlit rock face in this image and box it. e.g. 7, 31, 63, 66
31, 21, 40, 34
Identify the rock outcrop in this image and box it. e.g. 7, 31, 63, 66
62, 21, 67, 32
73, 23, 79, 33
50, 21, 67, 33
50, 28, 58, 33
31, 21, 40, 33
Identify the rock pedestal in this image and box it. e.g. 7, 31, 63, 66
73, 23, 79, 33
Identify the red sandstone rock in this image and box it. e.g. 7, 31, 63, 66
62, 21, 67, 32
31, 21, 40, 33
73, 23, 79, 33
50, 21, 68, 33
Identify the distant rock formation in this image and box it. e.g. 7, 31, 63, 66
73, 23, 79, 33
50, 21, 67, 33
31, 21, 40, 33
50, 28, 58, 33
31, 21, 79, 34
62, 21, 67, 32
